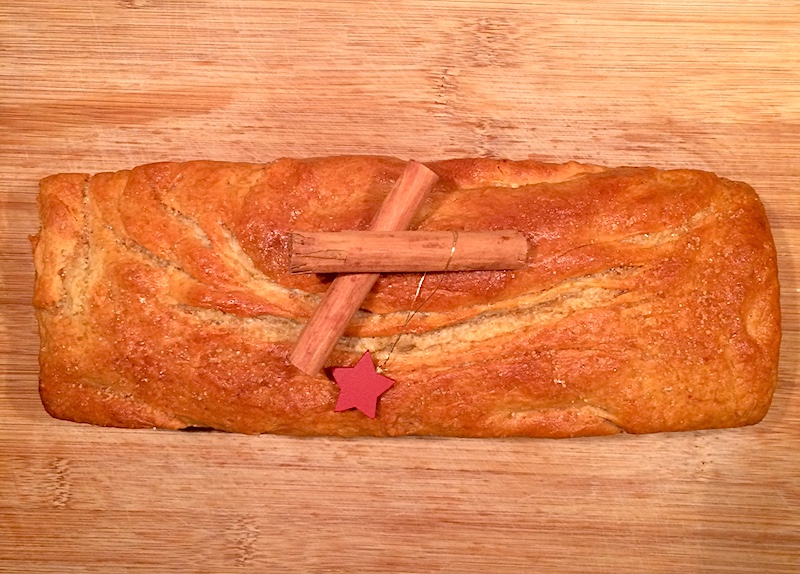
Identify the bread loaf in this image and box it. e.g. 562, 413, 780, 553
32, 156, 781, 437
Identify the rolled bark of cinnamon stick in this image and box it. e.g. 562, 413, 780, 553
289, 160, 439, 376
290, 230, 528, 273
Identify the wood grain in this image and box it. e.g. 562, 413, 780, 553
1, 1, 798, 572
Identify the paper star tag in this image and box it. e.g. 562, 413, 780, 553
331, 351, 394, 418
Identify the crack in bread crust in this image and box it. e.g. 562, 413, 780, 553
33, 157, 781, 437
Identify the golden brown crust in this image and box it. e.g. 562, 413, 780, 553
32, 156, 781, 437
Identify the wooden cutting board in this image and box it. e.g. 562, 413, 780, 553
1, 1, 798, 572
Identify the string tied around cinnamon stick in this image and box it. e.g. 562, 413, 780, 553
289, 160, 530, 376
289, 229, 527, 273
289, 160, 439, 376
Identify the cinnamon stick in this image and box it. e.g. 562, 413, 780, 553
290, 230, 528, 273
289, 160, 439, 375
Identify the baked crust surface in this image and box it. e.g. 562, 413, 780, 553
32, 157, 781, 436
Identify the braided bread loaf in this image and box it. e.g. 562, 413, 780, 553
32, 156, 781, 436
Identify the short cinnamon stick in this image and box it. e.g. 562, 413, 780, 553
289, 161, 439, 376
290, 230, 528, 273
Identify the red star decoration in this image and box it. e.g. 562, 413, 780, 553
331, 351, 395, 418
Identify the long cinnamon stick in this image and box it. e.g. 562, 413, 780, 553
289, 161, 439, 375
290, 230, 528, 273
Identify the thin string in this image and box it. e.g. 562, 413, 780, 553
378, 230, 459, 370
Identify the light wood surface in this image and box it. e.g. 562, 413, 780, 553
1, 1, 798, 572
